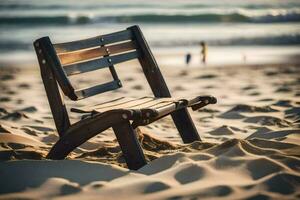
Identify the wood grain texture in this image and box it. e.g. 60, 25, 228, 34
58, 41, 137, 65
64, 50, 140, 76
128, 25, 201, 143
36, 37, 77, 100
34, 39, 71, 137
70, 96, 214, 120
75, 80, 121, 100
113, 121, 147, 170
36, 26, 217, 170
47, 111, 131, 160
54, 29, 133, 53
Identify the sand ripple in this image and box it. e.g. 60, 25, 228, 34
1, 64, 300, 199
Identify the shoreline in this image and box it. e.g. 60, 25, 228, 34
1, 60, 300, 70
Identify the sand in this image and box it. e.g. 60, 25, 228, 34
0, 62, 299, 199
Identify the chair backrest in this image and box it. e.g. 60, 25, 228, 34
34, 28, 141, 101
34, 25, 172, 136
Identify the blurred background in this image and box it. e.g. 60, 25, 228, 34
0, 0, 299, 67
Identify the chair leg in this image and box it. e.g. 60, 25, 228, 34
113, 121, 147, 170
171, 108, 201, 143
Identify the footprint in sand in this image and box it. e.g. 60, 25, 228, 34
218, 104, 279, 120
273, 100, 293, 107
246, 158, 283, 180
195, 74, 217, 79
257, 98, 274, 102
174, 164, 205, 184
131, 84, 143, 90
0, 96, 11, 102
244, 116, 292, 128
0, 112, 29, 121
195, 185, 233, 198
242, 85, 257, 91
247, 129, 300, 140
0, 74, 14, 81
18, 83, 30, 89
275, 86, 292, 93
143, 181, 170, 194
218, 111, 246, 119
209, 125, 246, 136
264, 71, 278, 76
229, 104, 278, 113
248, 91, 261, 96
17, 106, 37, 113
124, 77, 134, 82
261, 172, 300, 195
285, 107, 300, 118
173, 85, 185, 91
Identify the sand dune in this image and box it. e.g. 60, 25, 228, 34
0, 64, 300, 199
1, 137, 299, 199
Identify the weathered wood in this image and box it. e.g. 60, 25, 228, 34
71, 97, 128, 113
112, 121, 147, 170
128, 26, 171, 98
47, 111, 131, 160
75, 80, 121, 99
54, 29, 133, 53
171, 111, 200, 143
71, 97, 170, 114
58, 41, 137, 65
129, 99, 175, 110
36, 37, 78, 100
64, 50, 140, 76
99, 39, 120, 91
85, 97, 153, 112
70, 96, 202, 114
71, 97, 134, 113
36, 26, 217, 170
128, 25, 201, 143
191, 96, 217, 110
34, 40, 70, 137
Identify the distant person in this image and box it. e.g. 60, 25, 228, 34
185, 53, 191, 66
200, 41, 207, 65
242, 53, 247, 63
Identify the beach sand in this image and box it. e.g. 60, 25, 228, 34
0, 62, 299, 199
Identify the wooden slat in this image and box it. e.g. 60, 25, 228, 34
47, 111, 129, 160
54, 29, 133, 53
71, 97, 200, 114
75, 80, 121, 100
90, 97, 155, 114
71, 97, 159, 114
112, 121, 147, 170
82, 97, 127, 109
64, 50, 140, 76
137, 100, 180, 118
58, 41, 137, 65
71, 97, 144, 113
155, 103, 178, 118
91, 97, 153, 111
35, 41, 71, 136
92, 97, 179, 114
71, 97, 132, 113
128, 25, 201, 143
36, 37, 78, 100
149, 101, 177, 109
130, 99, 174, 109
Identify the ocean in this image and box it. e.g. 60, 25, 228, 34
0, 0, 299, 66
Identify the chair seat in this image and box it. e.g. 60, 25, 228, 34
71, 96, 216, 120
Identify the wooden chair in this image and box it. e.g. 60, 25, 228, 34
33, 25, 217, 170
